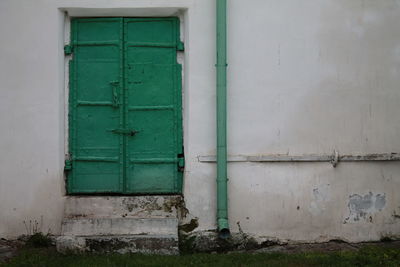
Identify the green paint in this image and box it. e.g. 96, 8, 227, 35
216, 0, 230, 235
64, 159, 72, 171
67, 18, 183, 194
64, 44, 73, 55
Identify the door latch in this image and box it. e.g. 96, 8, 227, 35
110, 128, 139, 136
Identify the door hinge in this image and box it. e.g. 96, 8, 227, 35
178, 156, 185, 172
64, 44, 73, 55
64, 159, 72, 171
177, 41, 184, 51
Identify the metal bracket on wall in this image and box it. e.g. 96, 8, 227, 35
198, 152, 400, 167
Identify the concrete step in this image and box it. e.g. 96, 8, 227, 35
64, 196, 181, 219
56, 234, 179, 255
61, 217, 178, 237
57, 196, 181, 254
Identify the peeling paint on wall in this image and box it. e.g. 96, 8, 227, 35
344, 192, 386, 223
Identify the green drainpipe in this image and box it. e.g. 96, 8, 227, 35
216, 0, 230, 238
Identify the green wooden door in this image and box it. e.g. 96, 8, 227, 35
67, 18, 183, 194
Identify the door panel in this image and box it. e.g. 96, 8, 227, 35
127, 110, 175, 154
76, 61, 120, 102
67, 17, 183, 194
76, 20, 121, 42
68, 18, 123, 193
127, 163, 177, 193
75, 107, 120, 153
126, 63, 175, 106
73, 161, 121, 192
124, 19, 177, 44
124, 18, 181, 194
125, 109, 176, 192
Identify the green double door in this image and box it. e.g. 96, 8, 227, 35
67, 18, 183, 194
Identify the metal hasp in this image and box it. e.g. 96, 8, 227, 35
216, 0, 230, 238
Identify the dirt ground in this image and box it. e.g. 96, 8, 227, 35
1, 237, 400, 263
254, 240, 400, 254
0, 238, 24, 262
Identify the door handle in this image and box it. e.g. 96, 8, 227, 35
110, 81, 120, 107
110, 128, 139, 136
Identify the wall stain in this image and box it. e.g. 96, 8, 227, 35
309, 184, 330, 215
344, 192, 386, 223
392, 210, 400, 220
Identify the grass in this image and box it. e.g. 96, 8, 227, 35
2, 245, 400, 267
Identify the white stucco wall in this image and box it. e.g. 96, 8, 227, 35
1, 0, 400, 242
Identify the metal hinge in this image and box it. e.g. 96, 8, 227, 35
178, 156, 185, 172
64, 44, 73, 55
177, 41, 184, 51
64, 159, 72, 171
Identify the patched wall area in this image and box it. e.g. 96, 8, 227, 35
345, 192, 386, 223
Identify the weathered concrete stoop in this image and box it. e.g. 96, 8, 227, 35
56, 196, 182, 255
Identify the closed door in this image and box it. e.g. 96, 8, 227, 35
66, 17, 183, 194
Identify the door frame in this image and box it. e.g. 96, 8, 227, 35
62, 11, 187, 195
